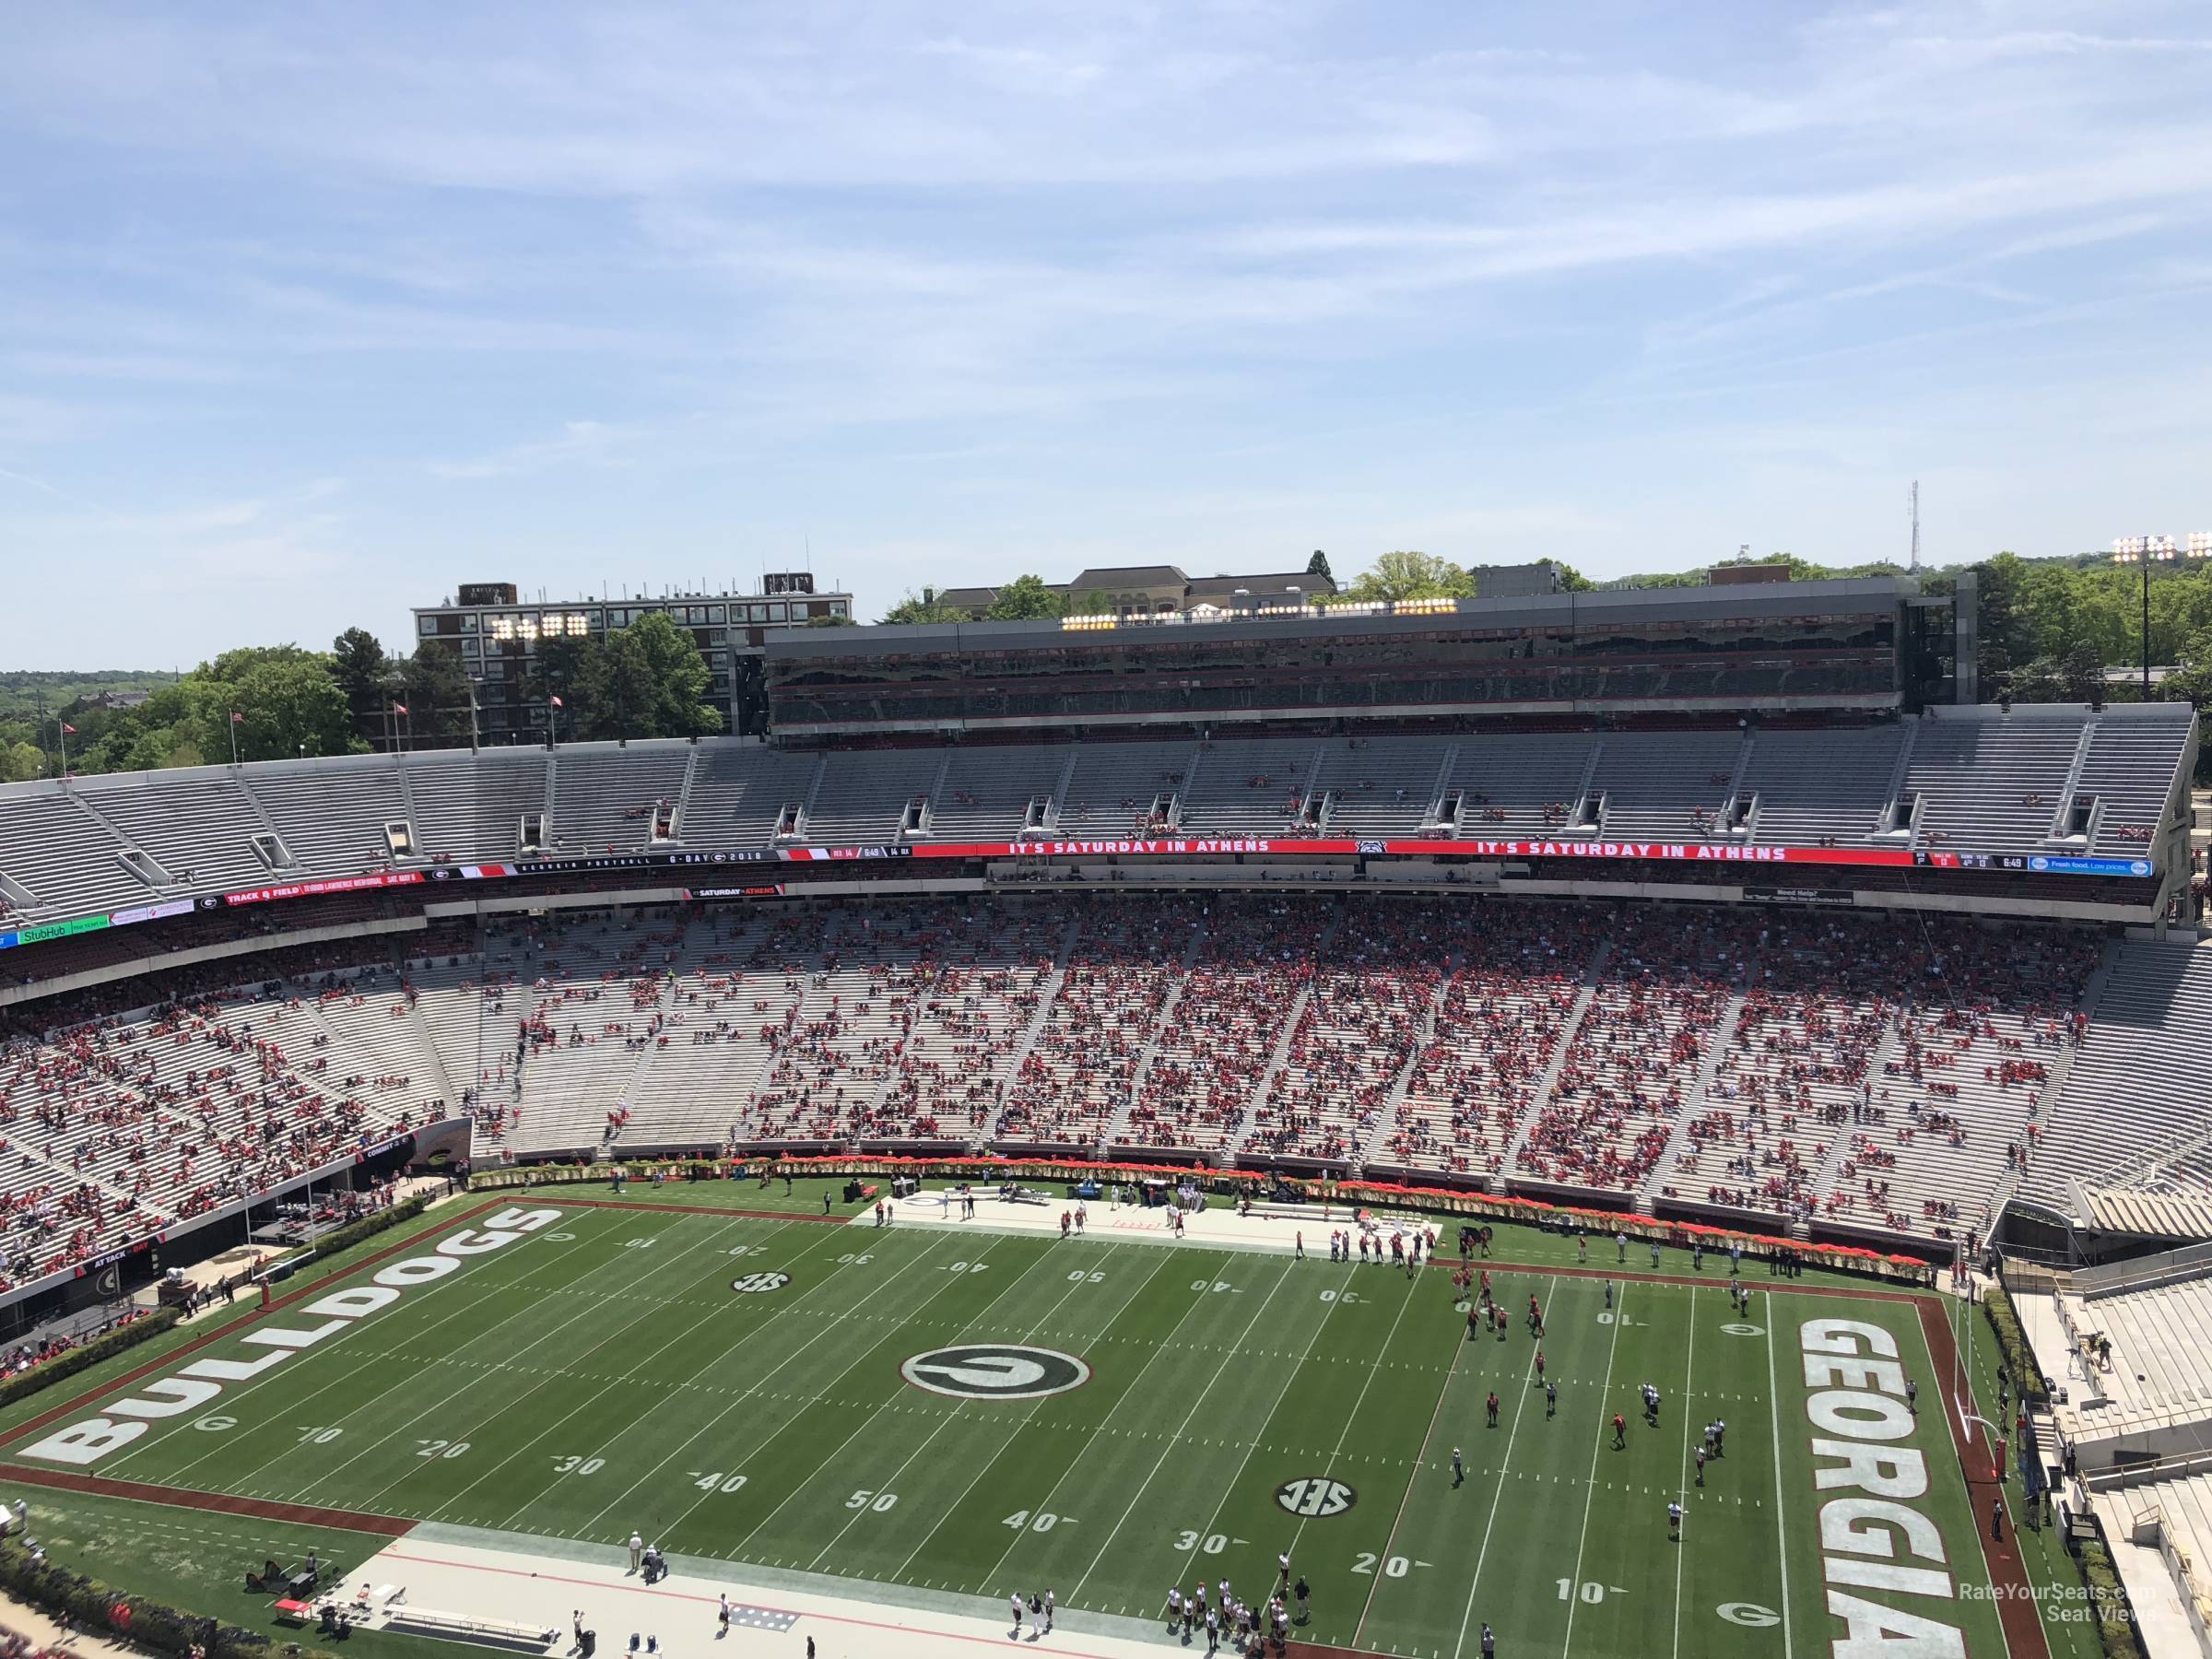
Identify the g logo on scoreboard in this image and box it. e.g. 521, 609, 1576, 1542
1276, 1476, 1356, 1517
900, 1345, 1090, 1401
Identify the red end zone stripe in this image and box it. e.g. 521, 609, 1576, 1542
0, 1463, 417, 1536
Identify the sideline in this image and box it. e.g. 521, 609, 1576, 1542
1916, 1297, 2053, 1659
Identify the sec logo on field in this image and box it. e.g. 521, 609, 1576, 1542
730, 1271, 791, 1294
900, 1345, 1090, 1401
1276, 1477, 1356, 1517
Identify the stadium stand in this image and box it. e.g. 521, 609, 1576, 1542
549, 744, 688, 853
1508, 906, 1751, 1196
0, 706, 2193, 922
2024, 941, 2212, 1201
0, 946, 445, 1291
997, 899, 1197, 1149
0, 689, 2195, 1306
1375, 903, 1601, 1179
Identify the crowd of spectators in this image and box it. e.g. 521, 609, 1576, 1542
1244, 903, 1444, 1164
997, 899, 1201, 1147
1382, 904, 1606, 1177
1512, 908, 1753, 1193
1117, 896, 1325, 1153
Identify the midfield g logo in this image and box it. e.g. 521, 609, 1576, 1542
900, 1345, 1090, 1401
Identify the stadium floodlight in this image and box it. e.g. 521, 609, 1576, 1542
2112, 535, 2176, 699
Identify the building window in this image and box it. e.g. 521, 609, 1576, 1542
418, 615, 439, 635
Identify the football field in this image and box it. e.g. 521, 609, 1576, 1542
1, 1194, 2026, 1658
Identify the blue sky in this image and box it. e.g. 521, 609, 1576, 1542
3, 1, 2210, 669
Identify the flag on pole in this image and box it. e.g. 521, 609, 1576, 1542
230, 712, 244, 724
550, 695, 564, 708
60, 723, 76, 735
393, 702, 409, 716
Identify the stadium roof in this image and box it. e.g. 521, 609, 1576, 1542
770, 573, 1924, 660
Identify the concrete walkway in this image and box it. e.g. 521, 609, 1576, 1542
882, 1182, 1425, 1261
348, 1528, 1191, 1659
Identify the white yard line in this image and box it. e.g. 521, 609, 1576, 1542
1349, 1315, 1464, 1649
1671, 1288, 1697, 1659
111, 1204, 635, 1484
1446, 1274, 1559, 1659
907, 1247, 1185, 1601
337, 1211, 759, 1510
453, 1221, 820, 1526
1065, 1257, 1299, 1605
571, 1230, 968, 1540
1289, 1265, 1423, 1574
721, 1241, 1068, 1562
1559, 1280, 1630, 1657
1765, 1289, 1796, 1659
1157, 1257, 1358, 1593
804, 1243, 1158, 1575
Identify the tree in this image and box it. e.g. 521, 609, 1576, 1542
1971, 553, 2037, 695
330, 627, 389, 739
1305, 549, 1334, 585
1, 740, 45, 782
530, 634, 613, 738
601, 612, 723, 738
985, 574, 1066, 621
803, 614, 858, 627
1067, 589, 1114, 617
217, 653, 358, 761
402, 643, 477, 745
2059, 640, 2108, 703
2006, 640, 2107, 706
1328, 550, 1477, 605
879, 588, 968, 626
2168, 626, 2212, 710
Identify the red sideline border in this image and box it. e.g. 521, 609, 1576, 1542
1918, 1297, 2053, 1659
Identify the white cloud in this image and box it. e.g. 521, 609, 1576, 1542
1, 0, 2208, 664
429, 420, 636, 480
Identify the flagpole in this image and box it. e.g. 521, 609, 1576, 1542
229, 712, 241, 768
54, 716, 69, 781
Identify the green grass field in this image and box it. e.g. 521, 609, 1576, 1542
0, 1190, 2059, 1658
